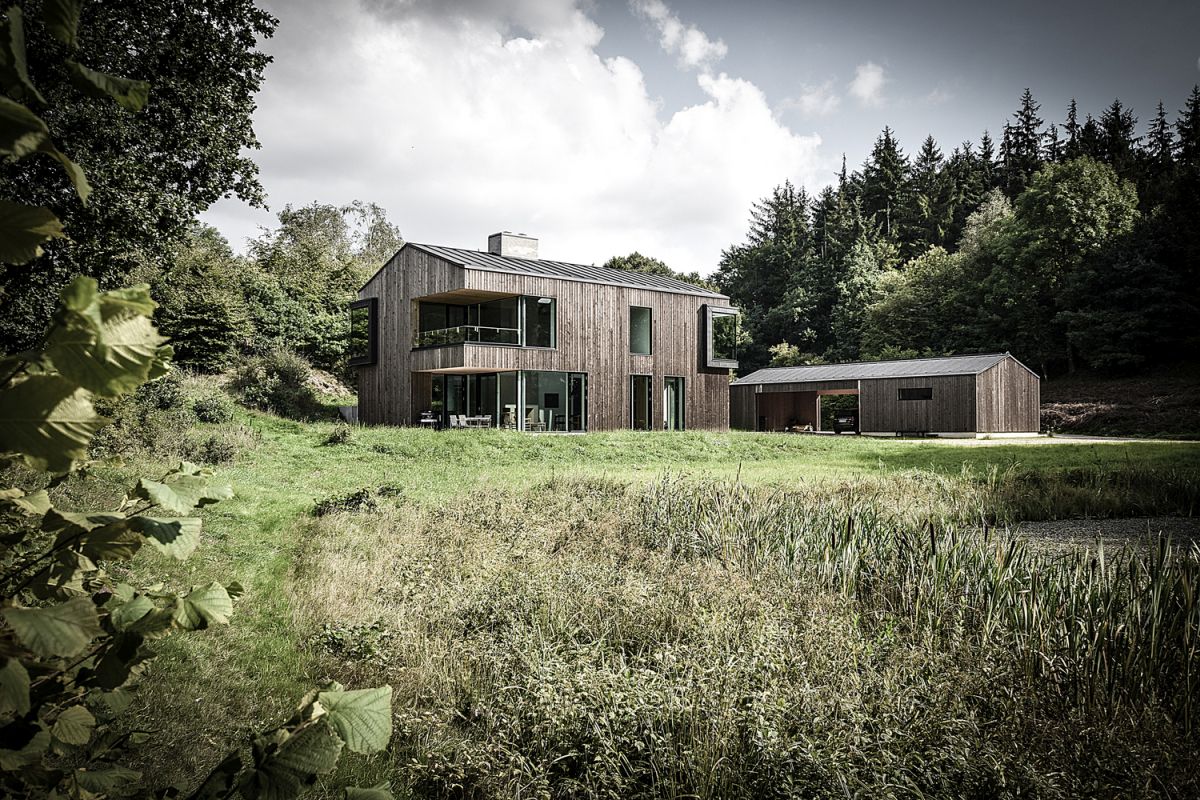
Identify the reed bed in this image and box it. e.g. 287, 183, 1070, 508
291, 469, 1200, 798
630, 475, 1200, 732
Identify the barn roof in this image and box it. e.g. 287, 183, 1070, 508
404, 243, 727, 298
731, 353, 1023, 386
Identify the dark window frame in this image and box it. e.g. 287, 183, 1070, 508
704, 304, 740, 369
629, 306, 653, 355
898, 387, 933, 401
348, 298, 378, 367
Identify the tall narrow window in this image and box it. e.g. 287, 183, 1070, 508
630, 375, 652, 430
664, 377, 685, 431
348, 298, 377, 366
630, 306, 652, 355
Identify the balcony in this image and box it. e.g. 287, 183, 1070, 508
414, 324, 520, 348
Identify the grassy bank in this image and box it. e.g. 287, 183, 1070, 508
50, 403, 1200, 796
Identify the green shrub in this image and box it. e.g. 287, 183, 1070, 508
91, 374, 196, 459
324, 422, 353, 445
193, 392, 237, 423
313, 487, 379, 516
230, 347, 323, 419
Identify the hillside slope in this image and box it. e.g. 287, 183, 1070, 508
1041, 364, 1200, 439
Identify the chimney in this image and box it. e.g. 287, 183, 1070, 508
487, 231, 538, 260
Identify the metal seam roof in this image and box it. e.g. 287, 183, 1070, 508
730, 353, 1018, 385
401, 242, 728, 298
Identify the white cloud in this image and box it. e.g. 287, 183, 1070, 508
781, 81, 841, 117
629, 0, 727, 71
923, 87, 953, 106
200, 0, 827, 275
848, 61, 887, 107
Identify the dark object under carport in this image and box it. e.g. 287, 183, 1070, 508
730, 352, 1040, 437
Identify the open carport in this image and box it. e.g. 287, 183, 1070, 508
730, 353, 1040, 437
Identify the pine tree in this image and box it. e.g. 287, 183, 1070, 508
1177, 85, 1200, 168
907, 135, 955, 252
1045, 124, 1062, 162
1001, 89, 1046, 196
1147, 101, 1175, 165
978, 130, 998, 189
1098, 98, 1140, 180
1078, 114, 1103, 158
1063, 99, 1081, 160
859, 127, 911, 241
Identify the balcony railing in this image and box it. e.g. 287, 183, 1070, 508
414, 324, 520, 348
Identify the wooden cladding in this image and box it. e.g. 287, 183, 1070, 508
729, 354, 1040, 434
357, 245, 732, 431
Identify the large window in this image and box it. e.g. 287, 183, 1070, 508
704, 305, 739, 369
630, 306, 652, 355
664, 376, 685, 431
898, 387, 933, 401
348, 298, 377, 366
630, 374, 652, 430
414, 296, 553, 349
523, 296, 556, 348
432, 371, 585, 431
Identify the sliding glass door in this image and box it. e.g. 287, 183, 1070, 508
428, 371, 586, 431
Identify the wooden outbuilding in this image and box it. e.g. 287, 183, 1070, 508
730, 353, 1040, 436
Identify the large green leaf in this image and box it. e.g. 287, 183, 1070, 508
0, 657, 30, 715
240, 723, 345, 800
46, 277, 166, 396
128, 516, 202, 559
134, 473, 233, 515
0, 200, 62, 264
2, 596, 102, 658
66, 60, 150, 112
0, 96, 89, 202
0, 375, 105, 473
317, 686, 393, 754
0, 486, 51, 515
0, 7, 46, 103
48, 312, 167, 397
51, 704, 95, 745
42, 0, 83, 49
73, 765, 144, 795
108, 593, 154, 631
173, 582, 233, 630
0, 93, 50, 156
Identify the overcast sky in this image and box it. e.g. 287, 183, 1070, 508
199, 0, 1200, 274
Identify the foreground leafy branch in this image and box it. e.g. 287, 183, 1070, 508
1, 2, 393, 795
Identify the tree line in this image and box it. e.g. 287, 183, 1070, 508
714, 88, 1200, 377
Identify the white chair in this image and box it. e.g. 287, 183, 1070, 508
457, 415, 468, 428
448, 415, 460, 429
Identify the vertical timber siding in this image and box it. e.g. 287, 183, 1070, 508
357, 246, 731, 431
357, 248, 466, 425
976, 357, 1040, 432
730, 385, 757, 430
859, 375, 977, 433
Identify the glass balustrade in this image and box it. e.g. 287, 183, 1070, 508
413, 324, 520, 348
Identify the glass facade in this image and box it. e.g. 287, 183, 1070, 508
414, 296, 554, 349
428, 370, 586, 431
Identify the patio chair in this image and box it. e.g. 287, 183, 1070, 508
457, 415, 468, 428
448, 415, 460, 429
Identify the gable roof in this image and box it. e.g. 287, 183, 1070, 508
401, 242, 727, 298
731, 353, 1026, 386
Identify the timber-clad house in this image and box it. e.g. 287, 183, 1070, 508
351, 232, 739, 432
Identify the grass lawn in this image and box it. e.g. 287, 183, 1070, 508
100, 410, 1199, 795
